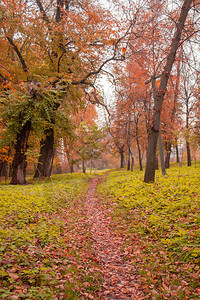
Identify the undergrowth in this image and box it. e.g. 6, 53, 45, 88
98, 163, 200, 299
0, 173, 101, 299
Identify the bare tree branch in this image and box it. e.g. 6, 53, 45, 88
35, 0, 50, 24
6, 37, 28, 73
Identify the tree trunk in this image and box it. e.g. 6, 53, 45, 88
120, 150, 124, 168
175, 138, 180, 163
0, 160, 8, 178
136, 137, 143, 171
127, 116, 131, 171
70, 164, 74, 173
131, 156, 134, 172
186, 140, 191, 166
10, 121, 31, 184
135, 121, 143, 171
144, 127, 159, 182
127, 149, 131, 171
34, 128, 55, 178
158, 126, 166, 175
165, 142, 172, 169
156, 152, 159, 170
176, 145, 180, 163
144, 0, 192, 183
82, 160, 86, 173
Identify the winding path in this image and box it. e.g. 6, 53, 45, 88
85, 178, 144, 299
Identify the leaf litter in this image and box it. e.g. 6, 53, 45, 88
85, 178, 144, 299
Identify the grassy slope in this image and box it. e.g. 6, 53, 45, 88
98, 163, 200, 299
0, 173, 101, 299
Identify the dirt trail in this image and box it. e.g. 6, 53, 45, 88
85, 178, 144, 300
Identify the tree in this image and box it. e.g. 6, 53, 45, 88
162, 56, 182, 169
109, 56, 150, 171
144, 0, 193, 183
179, 63, 199, 166
194, 88, 200, 145
76, 123, 105, 173
0, 89, 37, 184
0, 0, 130, 183
106, 104, 127, 169
60, 101, 98, 173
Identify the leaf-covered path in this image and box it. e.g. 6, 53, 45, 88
85, 178, 144, 299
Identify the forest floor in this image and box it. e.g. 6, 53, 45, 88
85, 177, 144, 299
97, 165, 200, 300
0, 164, 199, 299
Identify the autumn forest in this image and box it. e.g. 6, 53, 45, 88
0, 0, 199, 183
0, 0, 200, 299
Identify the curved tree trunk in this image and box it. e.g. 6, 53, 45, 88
10, 120, 31, 184
144, 0, 192, 183
34, 128, 55, 178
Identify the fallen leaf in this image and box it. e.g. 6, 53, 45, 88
9, 273, 19, 280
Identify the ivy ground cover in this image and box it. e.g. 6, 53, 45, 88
0, 174, 101, 299
98, 163, 200, 299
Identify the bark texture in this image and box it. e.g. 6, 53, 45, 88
34, 128, 55, 178
10, 121, 31, 184
144, 127, 159, 182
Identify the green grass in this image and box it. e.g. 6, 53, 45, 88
97, 163, 200, 299
0, 173, 101, 299
1, 165, 199, 299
